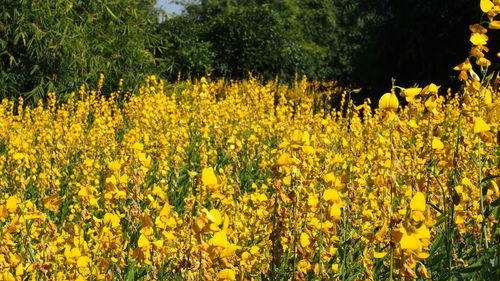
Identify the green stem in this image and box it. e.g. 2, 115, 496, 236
290, 173, 299, 281
389, 119, 396, 281
477, 134, 489, 249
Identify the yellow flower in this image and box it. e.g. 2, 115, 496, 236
469, 23, 488, 34
329, 203, 342, 221
453, 59, 473, 71
473, 117, 490, 133
138, 233, 150, 248
15, 264, 24, 276
218, 269, 236, 280
103, 212, 121, 228
300, 232, 311, 248
401, 88, 422, 102
476, 57, 491, 66
422, 83, 440, 95
431, 137, 444, 150
131, 142, 144, 151
298, 259, 311, 273
470, 33, 488, 45
480, 0, 495, 13
209, 230, 230, 248
76, 256, 90, 268
373, 251, 387, 258
209, 209, 223, 226
220, 244, 239, 258
323, 188, 340, 202
424, 97, 437, 113
400, 231, 420, 251
201, 167, 218, 186
410, 192, 426, 212
331, 263, 339, 273
489, 20, 500, 29
418, 264, 431, 279
378, 92, 399, 111
6, 195, 21, 213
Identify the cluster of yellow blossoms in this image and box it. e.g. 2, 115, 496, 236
0, 70, 497, 280
0, 1, 498, 280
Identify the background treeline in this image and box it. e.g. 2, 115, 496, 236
0, 0, 161, 102
1, 0, 497, 104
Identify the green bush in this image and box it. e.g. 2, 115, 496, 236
0, 0, 160, 103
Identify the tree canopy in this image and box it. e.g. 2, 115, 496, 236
162, 0, 383, 82
1, 0, 497, 103
161, 0, 497, 98
0, 0, 160, 103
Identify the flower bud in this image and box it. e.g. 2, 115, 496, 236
378, 93, 399, 111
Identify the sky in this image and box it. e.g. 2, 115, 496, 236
155, 0, 184, 15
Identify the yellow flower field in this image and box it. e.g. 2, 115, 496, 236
0, 72, 497, 280
0, 1, 498, 280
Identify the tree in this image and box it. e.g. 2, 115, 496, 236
170, 0, 382, 82
204, 6, 294, 80
0, 0, 160, 103
353, 0, 492, 96
165, 0, 495, 99
156, 15, 215, 80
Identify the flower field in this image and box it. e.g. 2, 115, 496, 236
0, 1, 499, 281
0, 73, 498, 280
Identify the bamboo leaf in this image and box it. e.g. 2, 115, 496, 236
105, 5, 122, 23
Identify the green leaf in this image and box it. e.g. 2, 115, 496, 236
105, 5, 122, 23
125, 265, 136, 281
481, 175, 500, 183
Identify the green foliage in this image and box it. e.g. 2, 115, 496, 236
165, 0, 381, 83
166, 0, 493, 99
1, 0, 494, 103
0, 0, 160, 104
161, 1, 300, 81
352, 0, 493, 96
295, 0, 381, 80
156, 15, 215, 80
205, 6, 292, 80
